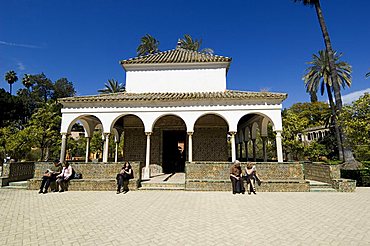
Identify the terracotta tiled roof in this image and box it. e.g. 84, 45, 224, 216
59, 90, 287, 103
120, 48, 231, 65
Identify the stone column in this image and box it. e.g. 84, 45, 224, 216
60, 133, 67, 163
85, 137, 90, 163
144, 132, 152, 179
114, 141, 118, 163
230, 132, 236, 162
239, 142, 243, 160
103, 133, 110, 163
187, 132, 193, 162
275, 130, 283, 162
252, 139, 257, 162
244, 140, 249, 161
262, 136, 267, 162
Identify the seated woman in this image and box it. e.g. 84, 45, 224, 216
56, 162, 73, 192
244, 163, 260, 195
116, 162, 133, 194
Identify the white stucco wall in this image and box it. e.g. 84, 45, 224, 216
60, 104, 283, 134
125, 68, 227, 93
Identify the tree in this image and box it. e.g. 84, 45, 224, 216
366, 70, 370, 79
178, 34, 214, 54
136, 34, 160, 56
30, 73, 54, 103
340, 93, 370, 163
53, 78, 76, 99
22, 74, 34, 91
303, 50, 352, 160
25, 102, 62, 161
4, 70, 18, 95
293, 0, 357, 163
98, 79, 125, 94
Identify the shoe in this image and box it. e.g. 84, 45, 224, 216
116, 190, 120, 194
123, 190, 128, 194
59, 190, 64, 193
43, 191, 48, 194
52, 189, 59, 192
38, 190, 43, 194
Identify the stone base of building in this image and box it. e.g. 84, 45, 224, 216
28, 179, 139, 191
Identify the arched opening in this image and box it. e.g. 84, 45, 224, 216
193, 114, 229, 161
152, 115, 187, 173
237, 113, 275, 162
112, 115, 145, 164
65, 115, 103, 162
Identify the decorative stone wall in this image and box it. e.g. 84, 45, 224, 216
185, 162, 309, 192
123, 128, 146, 164
28, 161, 142, 191
0, 162, 35, 186
303, 162, 340, 184
193, 127, 228, 161
332, 179, 356, 192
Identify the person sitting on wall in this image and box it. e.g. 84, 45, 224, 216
230, 160, 245, 195
56, 162, 73, 192
116, 162, 133, 194
39, 160, 62, 194
244, 163, 261, 195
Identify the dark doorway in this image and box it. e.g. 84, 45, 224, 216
162, 130, 186, 173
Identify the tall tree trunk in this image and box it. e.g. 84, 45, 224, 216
310, 91, 318, 102
326, 84, 343, 161
9, 83, 12, 95
314, 1, 357, 164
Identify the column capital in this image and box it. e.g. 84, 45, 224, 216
145, 132, 152, 136
275, 130, 282, 137
187, 131, 193, 136
229, 131, 237, 135
61, 133, 68, 138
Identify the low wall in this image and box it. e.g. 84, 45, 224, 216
28, 161, 142, 191
185, 162, 309, 192
303, 162, 340, 184
0, 162, 35, 186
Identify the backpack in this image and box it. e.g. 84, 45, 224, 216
70, 167, 76, 180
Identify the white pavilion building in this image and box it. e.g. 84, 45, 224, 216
59, 46, 287, 179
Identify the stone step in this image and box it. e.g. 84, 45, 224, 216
2, 185, 28, 190
139, 186, 185, 191
140, 182, 185, 188
310, 184, 333, 189
8, 181, 28, 187
310, 187, 337, 192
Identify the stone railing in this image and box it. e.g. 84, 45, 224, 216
28, 161, 143, 191
185, 162, 309, 192
302, 162, 340, 184
0, 162, 35, 186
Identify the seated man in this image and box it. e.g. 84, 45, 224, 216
39, 160, 62, 194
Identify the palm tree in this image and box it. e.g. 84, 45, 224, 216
178, 34, 214, 54
294, 0, 357, 163
366, 70, 370, 79
136, 34, 160, 56
98, 79, 125, 94
303, 50, 352, 160
22, 74, 34, 91
4, 70, 18, 95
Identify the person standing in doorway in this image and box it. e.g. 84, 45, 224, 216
230, 160, 245, 194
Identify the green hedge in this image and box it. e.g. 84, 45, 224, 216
341, 169, 370, 187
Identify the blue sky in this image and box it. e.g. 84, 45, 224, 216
1, 0, 369, 107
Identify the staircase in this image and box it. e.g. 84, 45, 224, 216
140, 173, 185, 191
308, 180, 336, 192
1, 181, 28, 190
